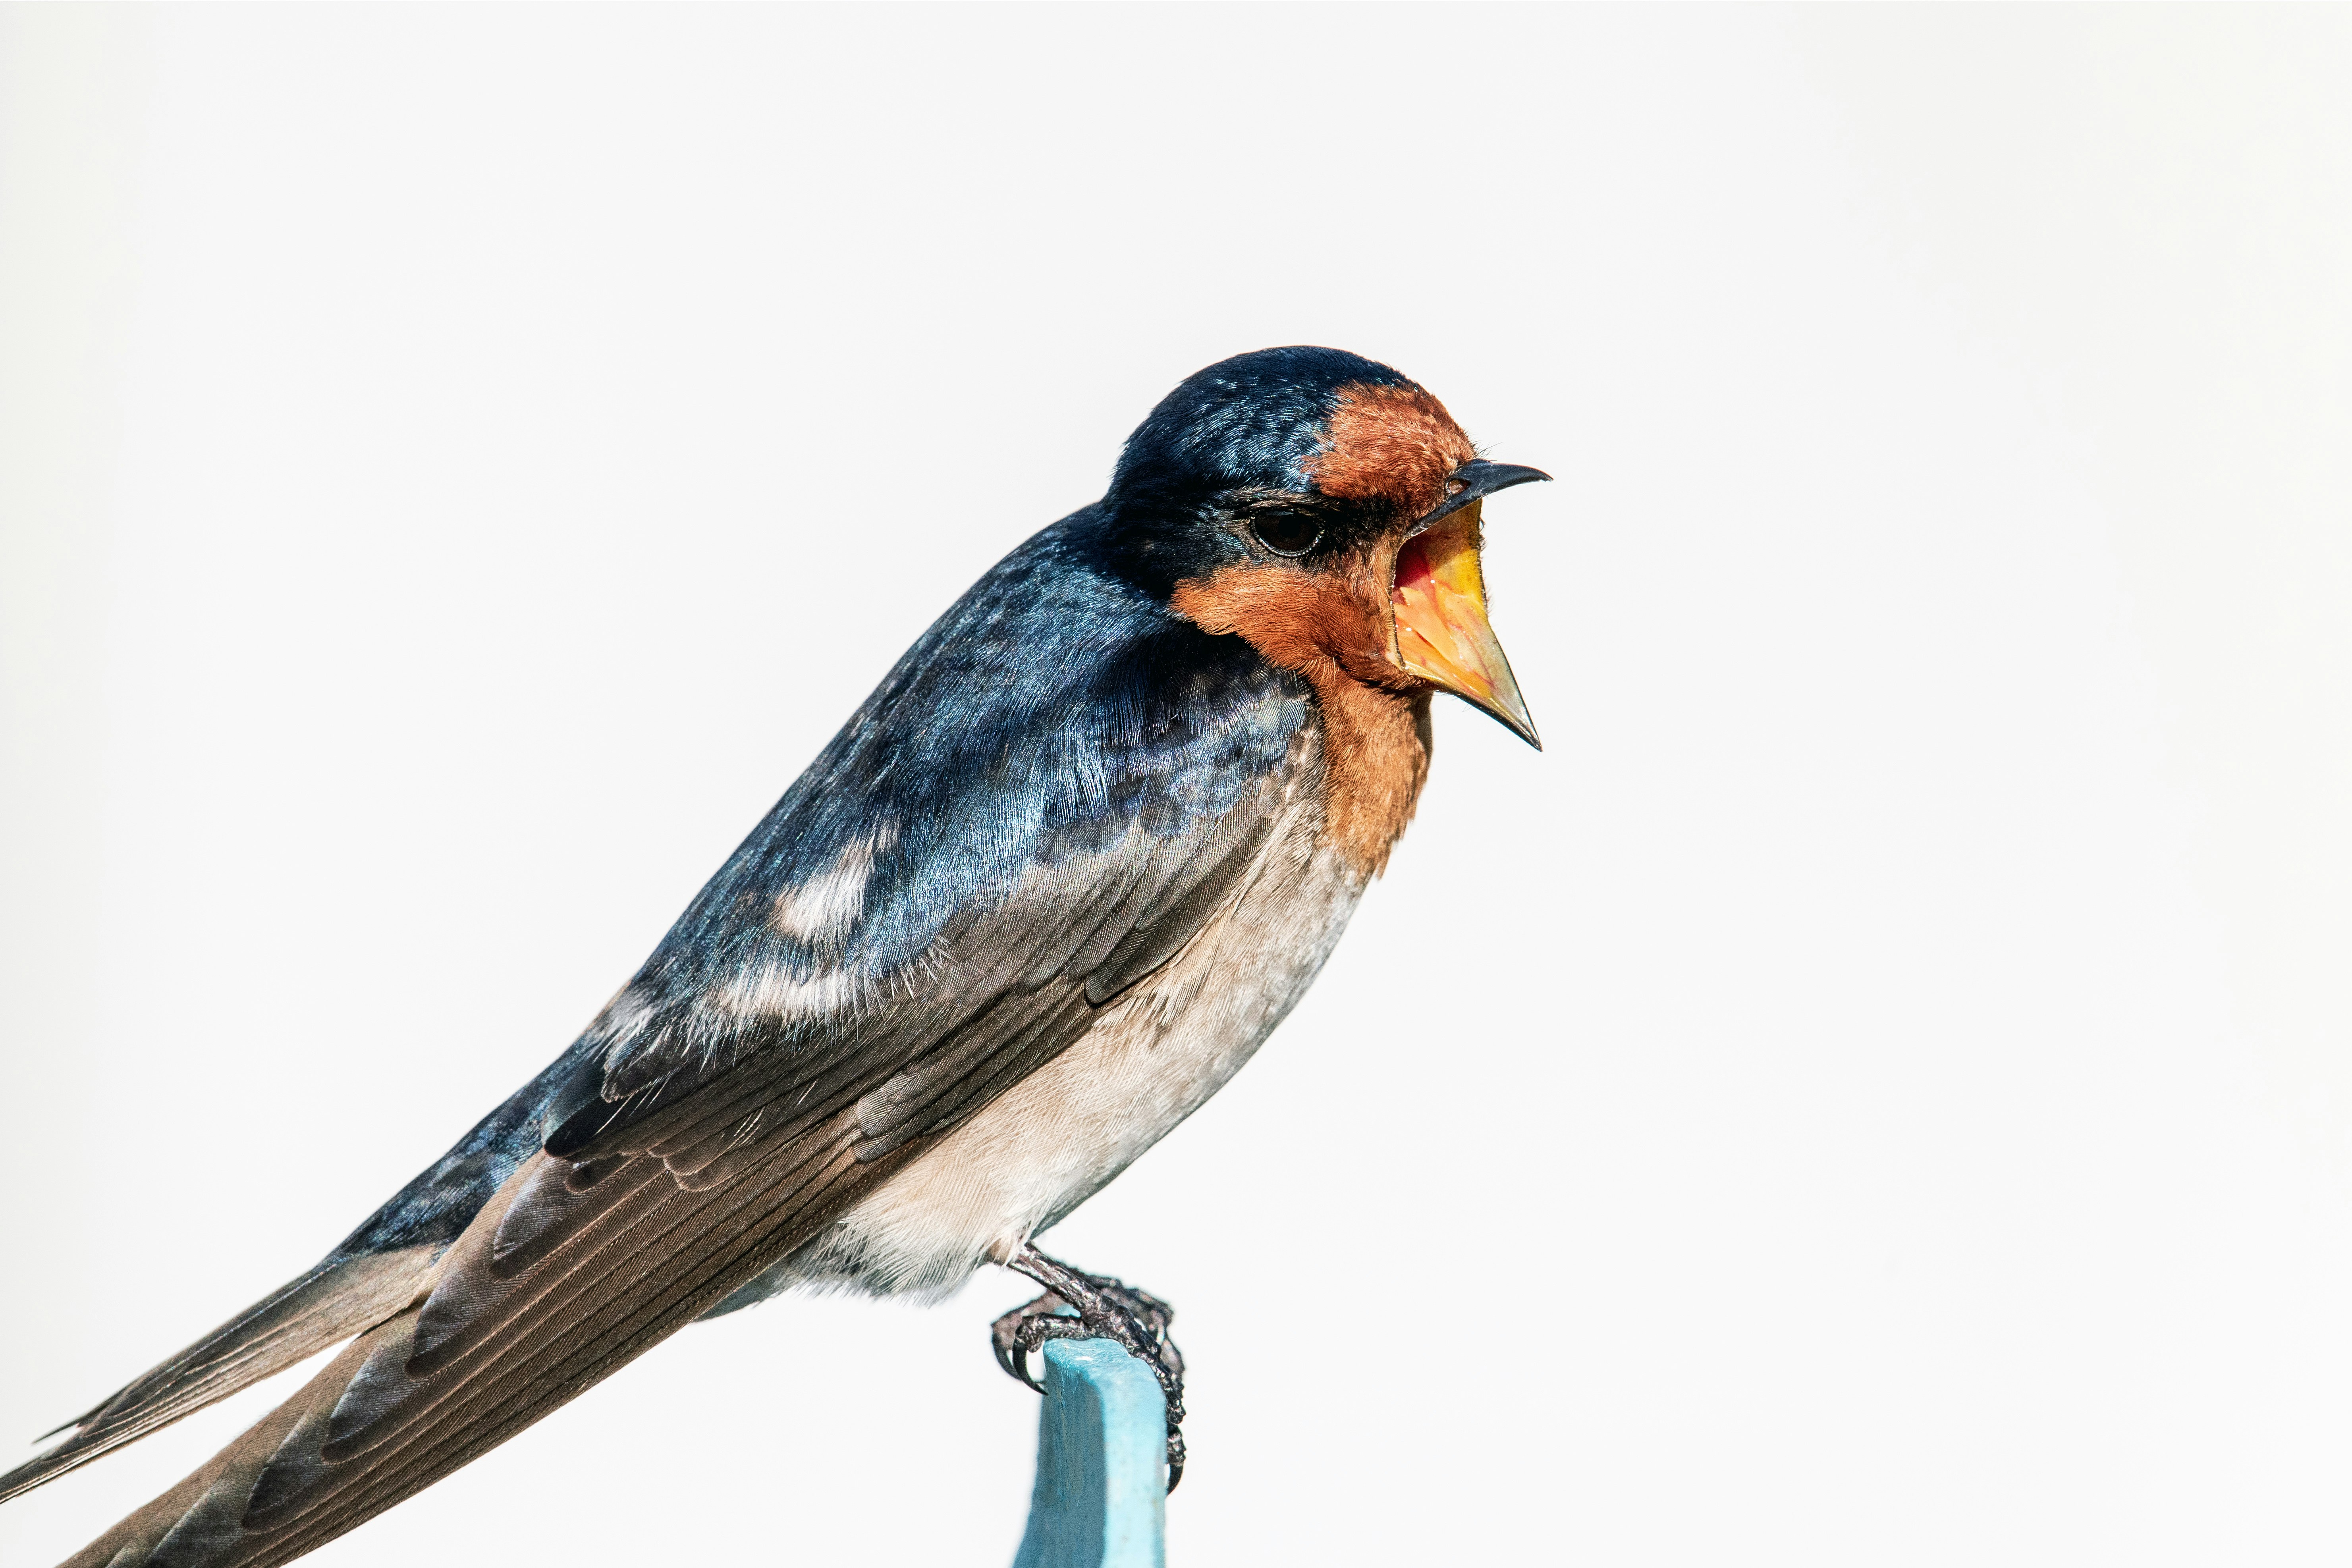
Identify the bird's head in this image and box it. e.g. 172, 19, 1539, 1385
1105, 345, 1547, 748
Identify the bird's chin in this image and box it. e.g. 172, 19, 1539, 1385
1388, 500, 1540, 749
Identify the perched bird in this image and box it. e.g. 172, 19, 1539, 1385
3, 345, 1547, 1567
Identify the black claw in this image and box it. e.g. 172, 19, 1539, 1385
994, 1335, 1043, 1394
991, 1295, 1071, 1396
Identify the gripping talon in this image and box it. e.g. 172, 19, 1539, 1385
993, 1337, 1040, 1392
992, 1242, 1190, 1491
992, 1297, 1061, 1394
1011, 1343, 1042, 1394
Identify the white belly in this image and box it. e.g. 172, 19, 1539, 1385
738, 823, 1366, 1304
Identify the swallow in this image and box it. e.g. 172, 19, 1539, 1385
2, 345, 1547, 1566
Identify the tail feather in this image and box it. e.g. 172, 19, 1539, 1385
51, 1121, 897, 1568
58, 1320, 408, 1568
1, 1250, 437, 1507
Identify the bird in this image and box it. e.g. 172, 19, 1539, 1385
2, 344, 1547, 1568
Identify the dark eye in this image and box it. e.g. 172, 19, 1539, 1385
1251, 510, 1322, 557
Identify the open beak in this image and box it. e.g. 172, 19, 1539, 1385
1389, 460, 1548, 749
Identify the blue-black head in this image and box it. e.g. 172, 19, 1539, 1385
1109, 346, 1418, 509
1092, 345, 1551, 749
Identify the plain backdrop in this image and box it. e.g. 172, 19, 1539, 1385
4, 7, 2350, 1565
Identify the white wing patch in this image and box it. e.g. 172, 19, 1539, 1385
711, 960, 866, 1026
771, 821, 896, 948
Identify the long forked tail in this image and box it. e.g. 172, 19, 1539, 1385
53, 1102, 897, 1568
58, 1308, 434, 1568
0, 1252, 438, 1507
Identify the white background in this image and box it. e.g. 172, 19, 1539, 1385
4, 8, 2350, 1565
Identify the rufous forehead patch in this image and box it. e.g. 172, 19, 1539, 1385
1303, 382, 1477, 521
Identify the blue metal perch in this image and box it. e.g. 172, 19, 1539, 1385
1011, 1339, 1168, 1568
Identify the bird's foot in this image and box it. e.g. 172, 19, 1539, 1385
992, 1242, 1188, 1489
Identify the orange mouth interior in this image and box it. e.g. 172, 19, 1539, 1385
1388, 501, 1538, 745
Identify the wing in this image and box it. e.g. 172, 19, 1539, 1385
35, 514, 1318, 1568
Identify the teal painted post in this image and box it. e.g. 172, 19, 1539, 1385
1010, 1339, 1168, 1568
